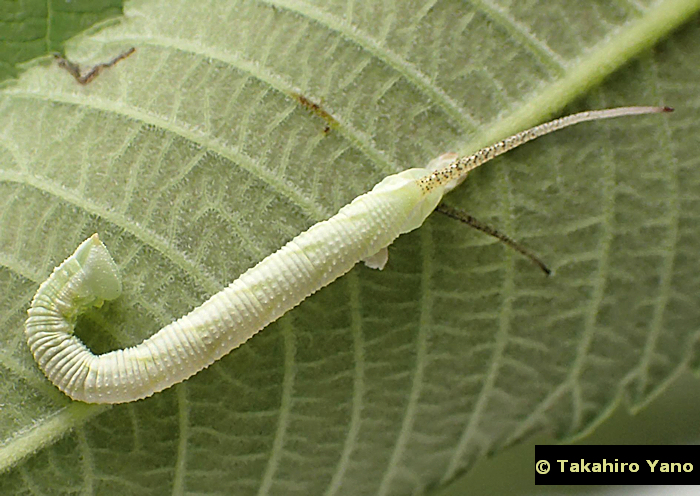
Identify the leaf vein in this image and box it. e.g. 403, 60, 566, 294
0, 169, 222, 294
256, 0, 480, 131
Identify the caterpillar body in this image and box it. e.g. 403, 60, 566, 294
25, 106, 672, 404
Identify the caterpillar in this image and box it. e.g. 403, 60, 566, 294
25, 106, 672, 404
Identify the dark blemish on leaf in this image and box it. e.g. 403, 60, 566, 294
290, 91, 339, 135
54, 47, 136, 85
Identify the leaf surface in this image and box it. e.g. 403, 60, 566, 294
1, 0, 699, 494
0, 0, 122, 83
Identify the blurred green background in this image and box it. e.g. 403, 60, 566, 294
438, 372, 700, 495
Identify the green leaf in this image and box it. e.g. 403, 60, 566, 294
1, 0, 699, 494
436, 372, 700, 495
0, 0, 122, 84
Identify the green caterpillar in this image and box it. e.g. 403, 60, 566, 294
25, 106, 672, 404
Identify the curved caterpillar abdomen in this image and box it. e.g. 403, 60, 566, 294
25, 169, 439, 403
